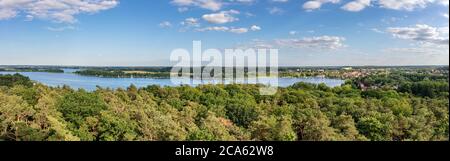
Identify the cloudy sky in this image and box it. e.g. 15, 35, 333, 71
0, 0, 448, 66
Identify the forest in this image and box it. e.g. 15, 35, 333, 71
0, 70, 448, 141
74, 69, 171, 78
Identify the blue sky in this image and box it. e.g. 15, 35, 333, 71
0, 0, 448, 66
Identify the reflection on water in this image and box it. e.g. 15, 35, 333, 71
1, 69, 345, 91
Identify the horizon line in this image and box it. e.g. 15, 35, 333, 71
1, 64, 449, 68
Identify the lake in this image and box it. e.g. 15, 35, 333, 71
1, 69, 345, 91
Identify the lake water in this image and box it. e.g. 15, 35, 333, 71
1, 69, 345, 91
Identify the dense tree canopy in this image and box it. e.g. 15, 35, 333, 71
0, 72, 448, 141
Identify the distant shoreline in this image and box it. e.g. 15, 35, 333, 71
1, 65, 449, 68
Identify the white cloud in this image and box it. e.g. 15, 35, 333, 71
169, 0, 448, 13
288, 30, 315, 35
383, 47, 448, 55
24, 14, 33, 21
0, 8, 16, 20
177, 7, 189, 12
250, 25, 261, 31
233, 0, 255, 4
268, 7, 284, 15
371, 28, 384, 33
378, 0, 433, 11
387, 24, 449, 46
352, 0, 449, 12
289, 31, 299, 35
244, 12, 254, 17
159, 21, 173, 28
197, 25, 260, 34
202, 9, 239, 24
234, 39, 274, 49
0, 0, 118, 23
197, 26, 229, 32
171, 0, 223, 11
236, 35, 346, 50
341, 0, 371, 12
181, 17, 200, 27
276, 36, 346, 49
442, 13, 449, 19
300, 0, 449, 12
436, 0, 449, 5
46, 25, 76, 32
303, 1, 322, 11
271, 0, 288, 2
229, 27, 248, 34
302, 0, 340, 11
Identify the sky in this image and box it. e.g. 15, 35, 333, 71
0, 0, 449, 66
